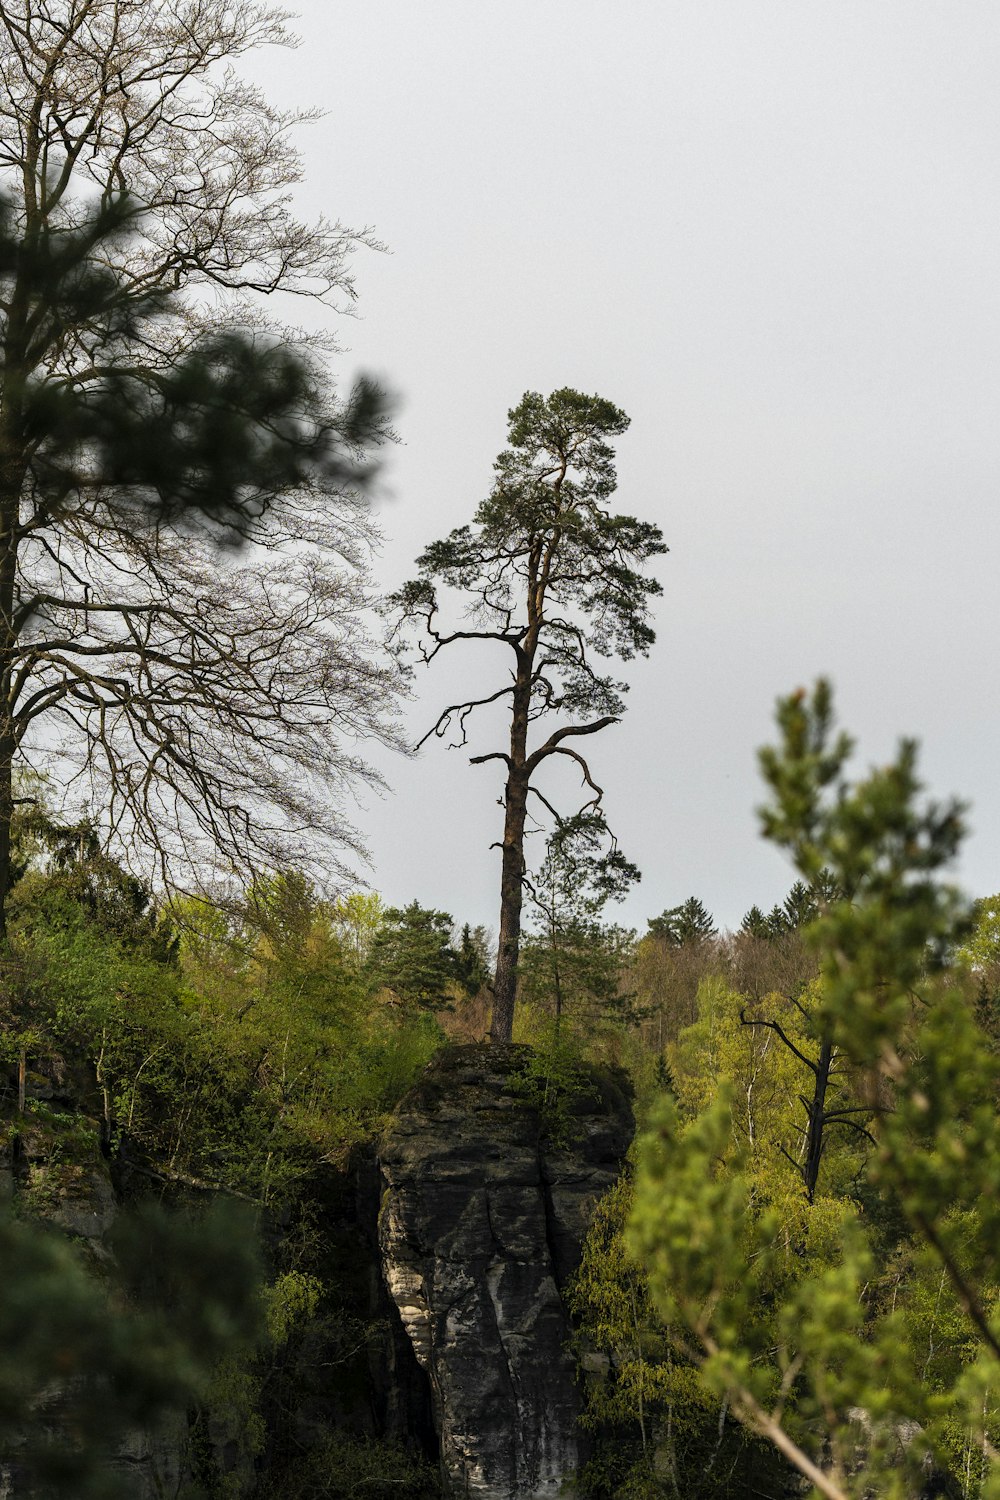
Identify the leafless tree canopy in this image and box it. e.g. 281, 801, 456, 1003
0, 1, 401, 914
0, 0, 372, 311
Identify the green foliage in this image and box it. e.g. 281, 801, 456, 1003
400, 388, 666, 697
0, 187, 386, 542
537, 810, 641, 908
570, 1174, 790, 1499
740, 870, 844, 942
392, 388, 666, 1040
263, 1270, 325, 1345
739, 904, 771, 939
628, 931, 720, 1058
668, 977, 819, 1160
0, 838, 455, 1494
508, 1023, 600, 1147
629, 681, 1000, 1499
0, 831, 446, 1202
957, 896, 1000, 1046
13, 810, 177, 959
162, 885, 444, 1192
521, 812, 638, 1044
960, 896, 1000, 974
0, 59, 402, 932
331, 890, 385, 968
454, 922, 492, 997
366, 901, 464, 1010
520, 920, 634, 1038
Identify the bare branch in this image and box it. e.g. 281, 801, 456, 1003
0, 1, 403, 911
739, 1009, 820, 1076
414, 681, 516, 751
527, 784, 562, 823
540, 745, 605, 806
525, 715, 619, 773
468, 750, 512, 770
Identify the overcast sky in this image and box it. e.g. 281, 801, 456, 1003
248, 2, 1000, 936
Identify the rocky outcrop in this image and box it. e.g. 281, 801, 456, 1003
0, 1043, 631, 1499
378, 1044, 632, 1500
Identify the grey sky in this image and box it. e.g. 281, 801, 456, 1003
249, 2, 1000, 935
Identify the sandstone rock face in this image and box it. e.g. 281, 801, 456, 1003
378, 1044, 632, 1500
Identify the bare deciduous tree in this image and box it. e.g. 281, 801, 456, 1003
0, 0, 401, 929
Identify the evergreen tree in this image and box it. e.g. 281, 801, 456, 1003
764, 905, 792, 938
647, 897, 717, 947
521, 811, 638, 1033
366, 902, 462, 1011
782, 880, 817, 929
391, 389, 665, 1043
741, 871, 844, 945
454, 923, 492, 998
739, 904, 771, 939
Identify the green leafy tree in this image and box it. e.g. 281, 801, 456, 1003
570, 1174, 789, 1499
957, 895, 1000, 1044
170, 880, 437, 1194
0, 2, 399, 936
960, 896, 1000, 974
630, 682, 1000, 1500
738, 978, 875, 1205
2, 845, 438, 1203
736, 878, 874, 1205
391, 388, 666, 1043
331, 891, 386, 970
519, 921, 634, 1044
13, 809, 177, 962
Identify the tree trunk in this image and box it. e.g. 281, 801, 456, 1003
489, 642, 534, 1045
0, 507, 20, 947
491, 770, 528, 1043
803, 1040, 833, 1202
0, 707, 15, 946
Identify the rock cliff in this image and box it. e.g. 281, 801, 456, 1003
378, 1044, 632, 1500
